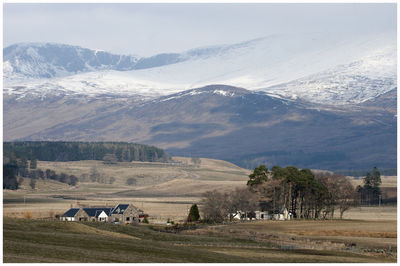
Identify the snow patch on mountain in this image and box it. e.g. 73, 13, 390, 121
3, 71, 182, 99
264, 45, 396, 104
157, 86, 239, 102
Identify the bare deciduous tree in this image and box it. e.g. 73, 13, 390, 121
191, 157, 201, 167
201, 190, 230, 223
315, 173, 356, 219
336, 176, 357, 219
89, 166, 100, 182
202, 187, 259, 222
228, 187, 259, 220
29, 179, 36, 190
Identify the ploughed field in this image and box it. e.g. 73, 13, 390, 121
3, 217, 396, 263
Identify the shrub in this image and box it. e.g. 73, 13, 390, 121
126, 178, 137, 186
24, 211, 33, 219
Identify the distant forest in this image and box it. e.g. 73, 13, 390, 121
4, 141, 171, 163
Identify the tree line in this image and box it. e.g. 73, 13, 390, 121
4, 141, 171, 163
201, 165, 382, 223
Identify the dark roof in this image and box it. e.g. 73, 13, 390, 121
83, 207, 113, 217
61, 208, 80, 217
112, 204, 130, 214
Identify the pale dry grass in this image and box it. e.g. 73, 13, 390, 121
173, 156, 250, 172
208, 247, 388, 263
4, 157, 250, 221
125, 178, 247, 196
350, 175, 396, 188
339, 206, 397, 221
37, 157, 249, 187
291, 230, 396, 238
183, 218, 397, 258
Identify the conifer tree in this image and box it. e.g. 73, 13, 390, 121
187, 204, 200, 222
247, 165, 269, 186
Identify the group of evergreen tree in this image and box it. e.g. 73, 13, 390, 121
247, 165, 382, 219
202, 165, 382, 223
356, 167, 382, 205
4, 141, 171, 163
248, 165, 338, 219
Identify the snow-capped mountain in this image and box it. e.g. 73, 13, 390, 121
3, 43, 141, 80
3, 31, 397, 105
3, 32, 396, 171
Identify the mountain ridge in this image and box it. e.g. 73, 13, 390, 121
4, 84, 396, 171
4, 32, 396, 106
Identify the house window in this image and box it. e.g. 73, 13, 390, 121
126, 217, 130, 221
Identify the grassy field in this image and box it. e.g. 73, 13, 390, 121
3, 217, 396, 263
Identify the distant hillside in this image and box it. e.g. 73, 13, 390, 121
3, 85, 396, 171
3, 141, 171, 163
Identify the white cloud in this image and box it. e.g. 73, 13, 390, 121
3, 3, 397, 56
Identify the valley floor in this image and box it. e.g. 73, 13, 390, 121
3, 158, 396, 222
3, 157, 397, 262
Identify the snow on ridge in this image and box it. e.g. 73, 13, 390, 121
213, 89, 235, 97
158, 88, 238, 102
262, 46, 396, 105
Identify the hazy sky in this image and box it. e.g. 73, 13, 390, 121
3, 3, 397, 56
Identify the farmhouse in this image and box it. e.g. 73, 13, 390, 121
60, 203, 147, 224
109, 204, 141, 224
230, 208, 291, 221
